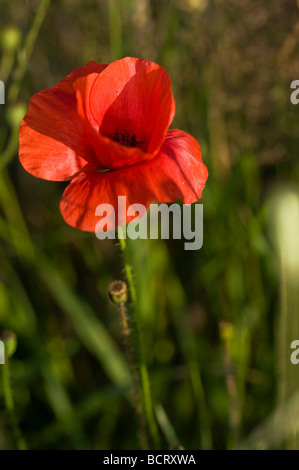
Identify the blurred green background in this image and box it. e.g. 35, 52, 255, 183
1, 0, 299, 450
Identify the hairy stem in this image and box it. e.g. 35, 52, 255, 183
119, 302, 148, 449
2, 361, 27, 450
117, 226, 159, 448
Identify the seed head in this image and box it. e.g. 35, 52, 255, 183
108, 280, 128, 305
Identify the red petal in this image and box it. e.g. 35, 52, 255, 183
81, 57, 175, 169
60, 129, 208, 231
19, 62, 107, 181
73, 73, 150, 169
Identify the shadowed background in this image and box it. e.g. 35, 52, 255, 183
0, 0, 299, 450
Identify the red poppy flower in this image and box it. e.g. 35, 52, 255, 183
19, 57, 208, 231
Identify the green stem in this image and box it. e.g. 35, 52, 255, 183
119, 302, 148, 449
0, 50, 16, 84
8, 0, 51, 103
117, 226, 159, 448
2, 361, 27, 450
108, 0, 123, 60
118, 231, 137, 306
222, 343, 240, 448
0, 127, 19, 170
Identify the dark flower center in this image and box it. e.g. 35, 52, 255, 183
112, 129, 143, 148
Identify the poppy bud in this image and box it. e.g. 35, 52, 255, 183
108, 280, 128, 305
0, 26, 21, 52
0, 330, 17, 360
